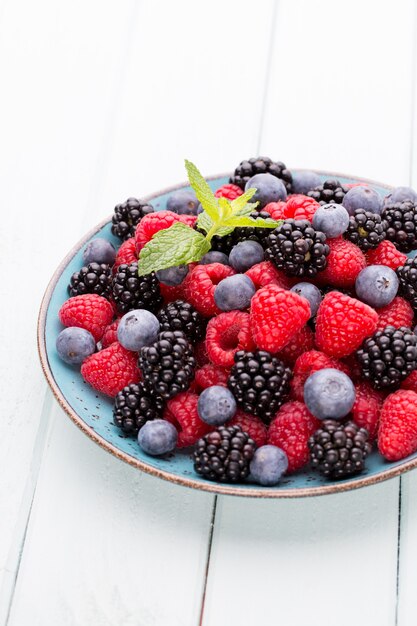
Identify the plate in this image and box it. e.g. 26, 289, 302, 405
38, 171, 417, 497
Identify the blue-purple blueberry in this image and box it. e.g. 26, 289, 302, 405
83, 238, 116, 266
214, 274, 256, 311
167, 189, 199, 215
250, 445, 289, 486
342, 186, 383, 215
355, 264, 398, 308
290, 282, 322, 317
200, 251, 230, 266
117, 309, 160, 351
291, 170, 321, 195
56, 327, 96, 364
245, 173, 287, 208
312, 203, 349, 238
156, 264, 189, 286
138, 419, 178, 456
229, 240, 264, 272
304, 368, 356, 420
384, 186, 417, 205
197, 386, 237, 426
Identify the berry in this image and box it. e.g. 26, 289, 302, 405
83, 238, 116, 266
265, 220, 329, 278
285, 194, 320, 222
139, 330, 196, 399
157, 300, 206, 344
117, 309, 160, 351
315, 291, 378, 358
68, 262, 112, 299
194, 340, 210, 367
101, 319, 120, 348
230, 156, 292, 193
308, 179, 347, 205
250, 284, 311, 353
113, 381, 164, 435
342, 185, 383, 215
156, 265, 189, 286
214, 274, 255, 311
397, 256, 417, 312
245, 261, 292, 290
193, 425, 256, 483
378, 390, 417, 460
113, 237, 137, 272
159, 281, 186, 303
214, 183, 243, 200
376, 297, 414, 331
164, 392, 211, 447
345, 209, 387, 250
351, 381, 383, 441
228, 410, 267, 447
356, 325, 417, 389
309, 420, 371, 479
112, 262, 162, 315
290, 282, 322, 317
228, 350, 292, 422
112, 197, 154, 240
138, 419, 178, 455
134, 211, 196, 253
290, 350, 348, 401
200, 251, 230, 266
263, 201, 287, 220
59, 294, 114, 342
229, 241, 264, 272
382, 201, 417, 252
317, 237, 366, 288
166, 189, 199, 215
355, 265, 399, 308
366, 240, 407, 270
56, 327, 96, 364
206, 311, 255, 367
384, 186, 417, 205
81, 342, 140, 397
291, 170, 321, 195
401, 369, 417, 393
194, 364, 230, 392
197, 386, 237, 426
250, 445, 288, 486
268, 401, 320, 472
245, 173, 287, 208
200, 210, 273, 254
312, 203, 349, 237
185, 263, 235, 317
304, 368, 356, 420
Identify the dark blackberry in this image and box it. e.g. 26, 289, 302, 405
139, 330, 196, 399
111, 197, 154, 240
112, 262, 162, 314
68, 262, 112, 299
307, 179, 347, 205
228, 350, 292, 423
113, 382, 164, 435
356, 325, 417, 390
345, 208, 387, 250
230, 156, 292, 193
382, 201, 417, 252
308, 420, 371, 479
265, 219, 330, 277
397, 257, 417, 312
193, 425, 256, 483
200, 210, 275, 254
157, 300, 206, 344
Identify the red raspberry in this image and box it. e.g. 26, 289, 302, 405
159, 282, 186, 303
268, 401, 320, 472
59, 294, 114, 342
376, 297, 414, 331
164, 392, 211, 447
315, 291, 378, 358
366, 240, 407, 270
186, 263, 235, 317
340, 353, 363, 382
290, 350, 348, 401
250, 285, 311, 352
351, 382, 384, 441
277, 325, 315, 365
194, 340, 210, 367
193, 364, 230, 392
134, 211, 197, 253
214, 183, 243, 200
81, 342, 140, 397
378, 390, 417, 460
285, 194, 320, 221
228, 410, 267, 447
317, 237, 366, 288
101, 319, 120, 348
263, 201, 287, 220
113, 237, 137, 272
206, 311, 255, 367
401, 370, 417, 393
245, 261, 292, 290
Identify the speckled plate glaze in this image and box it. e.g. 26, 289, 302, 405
38, 171, 417, 497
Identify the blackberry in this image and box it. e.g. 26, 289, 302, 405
308, 420, 371, 479
356, 325, 417, 389
139, 330, 196, 399
228, 350, 292, 423
307, 179, 347, 205
156, 300, 206, 344
397, 257, 417, 312
111, 197, 154, 240
112, 262, 162, 314
265, 219, 330, 277
382, 201, 417, 252
230, 156, 292, 193
68, 262, 112, 299
113, 382, 164, 435
193, 425, 256, 483
345, 208, 387, 250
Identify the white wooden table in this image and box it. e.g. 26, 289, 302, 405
2, 0, 417, 623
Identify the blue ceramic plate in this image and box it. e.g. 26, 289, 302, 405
38, 171, 417, 497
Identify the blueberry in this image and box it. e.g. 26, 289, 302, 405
117, 309, 160, 351
197, 385, 237, 425
214, 274, 256, 311
56, 327, 96, 364
245, 173, 287, 208
229, 240, 264, 272
312, 203, 349, 238
291, 170, 321, 195
250, 445, 288, 486
342, 186, 383, 216
156, 264, 189, 286
355, 264, 398, 308
196, 203, 204, 214
138, 419, 178, 456
83, 238, 116, 266
167, 189, 199, 215
304, 368, 356, 420
200, 251, 230, 266
384, 186, 417, 205
290, 282, 322, 317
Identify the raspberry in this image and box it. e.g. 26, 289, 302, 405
351, 381, 384, 441
113, 237, 137, 272
194, 340, 210, 367
376, 297, 414, 331
206, 311, 255, 367
401, 370, 417, 393
285, 194, 320, 221
268, 401, 320, 472
378, 390, 417, 460
59, 294, 114, 342
277, 325, 315, 365
214, 183, 243, 200
81, 342, 140, 397
159, 281, 186, 303
193, 364, 230, 391
228, 409, 267, 447
317, 237, 366, 287
250, 285, 311, 353
315, 291, 378, 358
101, 319, 120, 348
341, 353, 363, 382
134, 211, 197, 253
263, 201, 287, 220
290, 350, 347, 401
245, 261, 292, 290
366, 240, 407, 270
163, 392, 211, 447
185, 263, 235, 317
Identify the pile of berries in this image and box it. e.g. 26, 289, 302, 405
55, 157, 417, 487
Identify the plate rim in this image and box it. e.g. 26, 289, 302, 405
37, 170, 417, 498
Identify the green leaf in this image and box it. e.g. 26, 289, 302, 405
196, 211, 213, 234
217, 196, 232, 220
185, 160, 219, 223
230, 188, 258, 214
138, 222, 210, 275
214, 225, 235, 237
232, 202, 259, 218
222, 216, 281, 229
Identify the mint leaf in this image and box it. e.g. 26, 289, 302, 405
197, 211, 213, 234
217, 196, 232, 220
232, 202, 258, 218
185, 160, 220, 223
138, 222, 210, 275
230, 188, 259, 214
222, 215, 281, 228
